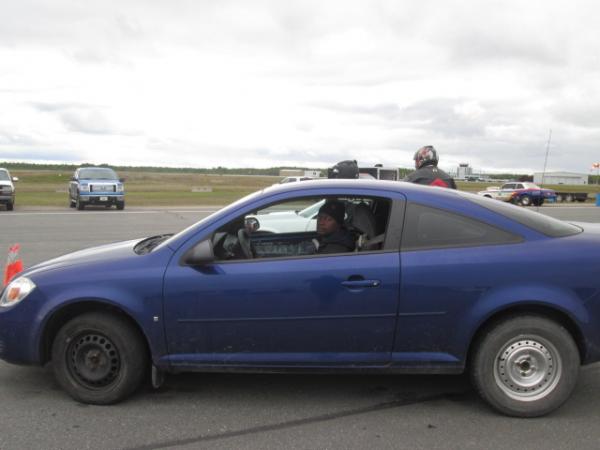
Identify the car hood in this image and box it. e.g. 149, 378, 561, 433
0, 181, 13, 187
23, 239, 141, 277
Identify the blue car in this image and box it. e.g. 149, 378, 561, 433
1, 180, 598, 417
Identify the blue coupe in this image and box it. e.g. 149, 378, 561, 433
1, 179, 598, 417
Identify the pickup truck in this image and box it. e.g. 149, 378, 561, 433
477, 182, 556, 206
69, 167, 125, 210
0, 168, 17, 211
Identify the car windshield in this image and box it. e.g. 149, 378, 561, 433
0, 171, 9, 181
79, 168, 118, 180
460, 191, 582, 237
153, 188, 268, 252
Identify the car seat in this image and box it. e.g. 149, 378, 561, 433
348, 203, 384, 251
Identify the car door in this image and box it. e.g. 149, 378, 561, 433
162, 195, 404, 369
393, 202, 523, 367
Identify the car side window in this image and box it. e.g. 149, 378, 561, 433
401, 203, 522, 251
211, 195, 393, 261
516, 184, 524, 189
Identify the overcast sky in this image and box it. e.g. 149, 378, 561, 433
1, 0, 599, 173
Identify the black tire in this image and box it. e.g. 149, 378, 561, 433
51, 312, 148, 405
6, 202, 13, 211
520, 195, 532, 206
116, 201, 125, 210
76, 195, 85, 210
470, 315, 579, 417
69, 197, 75, 208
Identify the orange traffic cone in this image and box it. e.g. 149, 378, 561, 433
3, 244, 23, 286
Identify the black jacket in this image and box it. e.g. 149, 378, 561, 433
317, 228, 356, 254
404, 165, 457, 189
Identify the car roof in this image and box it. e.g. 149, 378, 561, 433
264, 178, 460, 198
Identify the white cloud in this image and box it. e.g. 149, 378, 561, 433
0, 0, 599, 173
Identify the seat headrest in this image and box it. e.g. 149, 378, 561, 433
349, 203, 376, 238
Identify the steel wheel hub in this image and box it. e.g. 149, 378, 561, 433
494, 337, 562, 401
68, 332, 121, 389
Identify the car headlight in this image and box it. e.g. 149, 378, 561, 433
0, 277, 36, 307
79, 184, 89, 192
117, 183, 124, 192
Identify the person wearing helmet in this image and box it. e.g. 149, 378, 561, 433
404, 145, 457, 189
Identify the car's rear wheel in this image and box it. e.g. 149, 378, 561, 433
76, 195, 85, 210
52, 312, 148, 404
520, 195, 532, 206
470, 315, 579, 417
116, 201, 125, 210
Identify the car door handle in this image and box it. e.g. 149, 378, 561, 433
341, 279, 380, 288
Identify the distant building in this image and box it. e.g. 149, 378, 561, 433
533, 172, 588, 185
279, 169, 304, 177
457, 163, 473, 180
359, 165, 400, 180
304, 170, 321, 178
279, 169, 321, 178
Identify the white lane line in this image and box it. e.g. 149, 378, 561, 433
0, 210, 220, 217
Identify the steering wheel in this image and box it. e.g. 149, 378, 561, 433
237, 228, 254, 259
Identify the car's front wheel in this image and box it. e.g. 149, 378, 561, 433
470, 315, 579, 417
6, 201, 13, 211
116, 201, 125, 210
51, 312, 148, 404
76, 195, 85, 210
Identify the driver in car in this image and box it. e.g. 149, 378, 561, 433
315, 200, 355, 254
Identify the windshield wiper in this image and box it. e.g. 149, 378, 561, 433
134, 234, 173, 255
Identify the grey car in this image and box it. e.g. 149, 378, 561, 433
0, 168, 17, 211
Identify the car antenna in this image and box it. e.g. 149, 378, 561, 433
538, 129, 552, 211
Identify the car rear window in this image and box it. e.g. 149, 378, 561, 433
462, 192, 582, 237
402, 203, 522, 251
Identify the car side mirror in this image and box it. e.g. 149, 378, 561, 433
12, 177, 19, 182
182, 239, 215, 266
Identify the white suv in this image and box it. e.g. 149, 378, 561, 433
0, 168, 17, 211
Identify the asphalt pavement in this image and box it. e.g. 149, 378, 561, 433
1, 205, 600, 450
